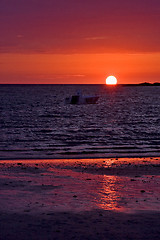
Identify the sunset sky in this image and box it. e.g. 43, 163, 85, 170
0, 0, 160, 84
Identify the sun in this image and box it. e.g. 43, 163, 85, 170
106, 76, 117, 85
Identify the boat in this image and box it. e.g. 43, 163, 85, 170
65, 91, 99, 104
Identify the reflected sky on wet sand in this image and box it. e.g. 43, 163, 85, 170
0, 158, 160, 213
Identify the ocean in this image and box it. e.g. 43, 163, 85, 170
0, 84, 160, 160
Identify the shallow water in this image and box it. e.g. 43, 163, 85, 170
1, 84, 160, 159
0, 158, 160, 213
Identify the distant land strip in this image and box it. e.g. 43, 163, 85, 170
0, 82, 160, 86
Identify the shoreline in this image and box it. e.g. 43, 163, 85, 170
0, 157, 160, 239
0, 156, 160, 211
0, 154, 160, 161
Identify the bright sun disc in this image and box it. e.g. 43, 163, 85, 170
106, 76, 117, 85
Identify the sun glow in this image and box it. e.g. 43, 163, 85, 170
106, 76, 117, 85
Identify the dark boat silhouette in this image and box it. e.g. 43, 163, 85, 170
65, 91, 99, 104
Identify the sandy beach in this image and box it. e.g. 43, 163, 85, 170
0, 157, 160, 239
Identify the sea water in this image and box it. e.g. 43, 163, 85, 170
0, 84, 160, 159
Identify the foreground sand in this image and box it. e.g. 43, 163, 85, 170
0, 157, 160, 239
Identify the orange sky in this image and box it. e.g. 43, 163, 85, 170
0, 0, 160, 84
1, 52, 160, 84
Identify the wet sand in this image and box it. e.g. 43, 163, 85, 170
0, 157, 160, 239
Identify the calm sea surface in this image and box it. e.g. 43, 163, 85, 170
0, 84, 160, 159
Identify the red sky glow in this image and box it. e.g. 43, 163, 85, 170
0, 0, 160, 84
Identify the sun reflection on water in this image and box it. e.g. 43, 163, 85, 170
97, 175, 126, 211
97, 174, 160, 213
